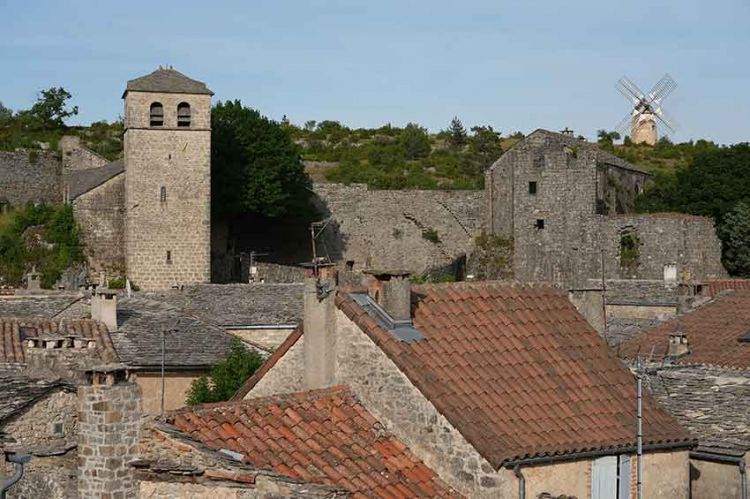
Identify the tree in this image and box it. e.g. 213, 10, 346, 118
597, 129, 621, 150
18, 87, 78, 129
0, 101, 12, 124
211, 100, 311, 219
719, 202, 750, 277
469, 125, 503, 164
186, 339, 264, 405
399, 123, 431, 160
447, 116, 467, 148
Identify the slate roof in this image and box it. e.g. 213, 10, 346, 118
643, 367, 750, 454
706, 279, 750, 297
66, 159, 124, 200
618, 290, 750, 370
124, 67, 213, 96
168, 386, 461, 498
109, 297, 235, 369
0, 366, 74, 425
0, 295, 83, 319
0, 318, 117, 364
147, 283, 304, 327
336, 282, 692, 468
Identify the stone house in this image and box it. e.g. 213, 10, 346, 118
234, 266, 694, 498
619, 287, 750, 498
485, 129, 726, 290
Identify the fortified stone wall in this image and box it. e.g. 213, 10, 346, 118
313, 183, 483, 277
124, 91, 212, 290
72, 173, 126, 277
0, 151, 62, 207
60, 135, 109, 172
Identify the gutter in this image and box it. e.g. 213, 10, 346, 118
0, 452, 32, 499
690, 451, 747, 499
503, 441, 694, 469
222, 324, 298, 330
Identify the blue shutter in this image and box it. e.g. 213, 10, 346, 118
618, 455, 631, 499
592, 456, 618, 499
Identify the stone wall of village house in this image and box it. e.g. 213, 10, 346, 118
60, 135, 109, 172
0, 150, 62, 207
2, 389, 78, 451
690, 453, 749, 499
135, 371, 206, 414
246, 338, 305, 397
124, 91, 211, 291
3, 453, 78, 499
72, 173, 126, 278
138, 476, 344, 498
228, 327, 295, 351
312, 183, 483, 278
643, 450, 690, 498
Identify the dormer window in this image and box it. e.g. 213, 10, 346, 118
150, 102, 164, 127
177, 102, 191, 127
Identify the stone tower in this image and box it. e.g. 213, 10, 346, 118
631, 112, 657, 145
123, 67, 212, 290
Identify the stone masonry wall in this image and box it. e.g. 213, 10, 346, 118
72, 173, 126, 277
3, 389, 78, 452
124, 91, 211, 290
313, 183, 483, 277
60, 135, 109, 172
77, 381, 141, 498
0, 150, 62, 207
247, 337, 305, 398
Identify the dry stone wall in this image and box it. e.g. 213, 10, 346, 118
313, 183, 483, 277
60, 135, 109, 172
0, 151, 62, 207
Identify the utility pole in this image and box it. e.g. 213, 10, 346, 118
636, 355, 643, 499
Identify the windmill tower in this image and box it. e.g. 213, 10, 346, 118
615, 74, 677, 145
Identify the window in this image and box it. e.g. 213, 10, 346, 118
535, 219, 545, 229
591, 455, 630, 499
166, 251, 172, 264
177, 102, 191, 127
345, 260, 354, 271
160, 186, 167, 203
620, 228, 639, 268
663, 263, 677, 282
150, 102, 164, 127
49, 420, 65, 437
528, 181, 537, 195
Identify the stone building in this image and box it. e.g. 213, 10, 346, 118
0, 150, 62, 207
485, 129, 726, 289
235, 268, 694, 498
619, 286, 750, 499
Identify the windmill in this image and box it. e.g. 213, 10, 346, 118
615, 74, 677, 145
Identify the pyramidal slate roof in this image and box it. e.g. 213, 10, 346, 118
123, 67, 213, 97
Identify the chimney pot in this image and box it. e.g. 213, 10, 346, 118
668, 330, 689, 358
91, 288, 118, 332
364, 270, 413, 322
301, 262, 338, 390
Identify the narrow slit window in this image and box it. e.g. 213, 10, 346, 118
166, 251, 172, 264
529, 181, 537, 195
535, 219, 545, 230
150, 102, 164, 127
177, 102, 191, 127
160, 186, 167, 202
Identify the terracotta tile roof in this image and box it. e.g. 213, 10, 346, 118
232, 328, 302, 400
618, 290, 750, 370
169, 386, 461, 498
706, 279, 750, 297
336, 282, 692, 468
0, 318, 118, 364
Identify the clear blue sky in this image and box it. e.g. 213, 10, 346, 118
1, 0, 748, 143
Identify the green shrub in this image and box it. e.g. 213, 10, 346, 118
422, 228, 440, 243
186, 339, 264, 405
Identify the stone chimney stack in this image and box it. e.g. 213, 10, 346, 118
302, 262, 337, 390
364, 270, 413, 322
78, 365, 141, 499
25, 334, 98, 381
91, 288, 118, 332
668, 330, 689, 358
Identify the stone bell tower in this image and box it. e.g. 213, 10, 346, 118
123, 67, 212, 290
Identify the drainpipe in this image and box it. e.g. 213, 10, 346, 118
741, 458, 747, 499
513, 464, 525, 499
690, 452, 746, 499
0, 452, 32, 499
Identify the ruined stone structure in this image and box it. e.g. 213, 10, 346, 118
485, 129, 726, 289
313, 183, 483, 278
123, 68, 213, 290
0, 150, 62, 207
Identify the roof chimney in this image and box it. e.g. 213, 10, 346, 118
25, 267, 41, 292
302, 262, 337, 390
91, 288, 117, 332
668, 330, 689, 358
363, 270, 412, 322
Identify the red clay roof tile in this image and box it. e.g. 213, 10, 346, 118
170, 386, 461, 498
336, 282, 692, 468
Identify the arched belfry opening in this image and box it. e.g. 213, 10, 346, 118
177, 102, 191, 127
149, 102, 164, 127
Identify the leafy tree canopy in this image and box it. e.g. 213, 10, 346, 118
447, 116, 467, 148
186, 339, 264, 405
16, 87, 79, 130
211, 100, 311, 219
719, 202, 750, 277
400, 123, 431, 160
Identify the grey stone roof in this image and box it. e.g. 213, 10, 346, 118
66, 159, 124, 200
146, 283, 304, 327
0, 294, 83, 319
109, 297, 234, 369
0, 367, 73, 425
643, 366, 750, 453
124, 68, 213, 96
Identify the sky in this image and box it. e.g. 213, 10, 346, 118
1, 0, 748, 144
